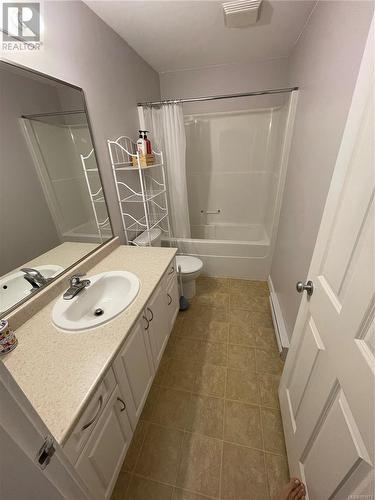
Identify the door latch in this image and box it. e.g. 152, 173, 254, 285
37, 436, 56, 470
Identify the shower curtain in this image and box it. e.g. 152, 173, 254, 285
143, 103, 191, 239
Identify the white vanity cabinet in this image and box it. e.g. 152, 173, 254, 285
113, 317, 155, 428
75, 386, 133, 500
63, 258, 179, 500
144, 281, 169, 369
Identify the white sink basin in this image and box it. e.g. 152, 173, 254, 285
52, 271, 140, 331
0, 265, 64, 313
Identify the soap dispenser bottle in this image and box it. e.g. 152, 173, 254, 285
143, 130, 152, 154
137, 131, 147, 155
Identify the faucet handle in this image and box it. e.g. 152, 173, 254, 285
69, 273, 86, 286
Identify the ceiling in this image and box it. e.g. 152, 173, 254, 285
86, 1, 316, 73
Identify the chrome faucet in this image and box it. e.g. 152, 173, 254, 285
21, 268, 50, 289
63, 273, 91, 300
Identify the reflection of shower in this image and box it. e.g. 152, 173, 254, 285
21, 111, 111, 244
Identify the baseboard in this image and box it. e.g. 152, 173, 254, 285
268, 276, 290, 360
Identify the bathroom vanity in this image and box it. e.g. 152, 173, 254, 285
3, 244, 179, 500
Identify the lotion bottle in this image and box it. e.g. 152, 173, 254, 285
136, 131, 147, 155
143, 130, 152, 154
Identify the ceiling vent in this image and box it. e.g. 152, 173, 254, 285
222, 0, 262, 28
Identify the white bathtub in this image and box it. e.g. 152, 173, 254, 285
163, 223, 273, 280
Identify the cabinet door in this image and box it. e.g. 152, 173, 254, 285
113, 319, 154, 429
166, 276, 179, 334
75, 387, 132, 500
146, 282, 169, 369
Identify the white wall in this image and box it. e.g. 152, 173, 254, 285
270, 1, 374, 340
2, 0, 161, 241
160, 58, 289, 113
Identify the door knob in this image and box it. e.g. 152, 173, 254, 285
296, 280, 314, 296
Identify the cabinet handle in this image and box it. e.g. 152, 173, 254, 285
167, 293, 172, 305
147, 307, 154, 322
142, 315, 149, 330
81, 395, 103, 431
117, 397, 126, 412
168, 266, 174, 275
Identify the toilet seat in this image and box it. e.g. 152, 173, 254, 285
176, 255, 203, 275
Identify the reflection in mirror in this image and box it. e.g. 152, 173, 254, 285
0, 62, 113, 316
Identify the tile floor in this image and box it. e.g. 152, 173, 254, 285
111, 277, 289, 500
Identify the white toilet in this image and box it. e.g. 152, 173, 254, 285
176, 255, 203, 299
132, 231, 203, 299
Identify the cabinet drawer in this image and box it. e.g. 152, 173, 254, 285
63, 368, 116, 465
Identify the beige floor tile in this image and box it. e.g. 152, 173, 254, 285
164, 337, 202, 361
123, 421, 149, 472
173, 488, 213, 500
228, 344, 256, 372
197, 277, 230, 295
256, 349, 283, 375
261, 407, 287, 455
265, 453, 290, 500
193, 292, 230, 310
258, 372, 280, 409
163, 358, 198, 392
221, 442, 268, 500
135, 424, 184, 485
187, 394, 224, 439
230, 293, 270, 313
166, 337, 227, 367
224, 400, 263, 449
183, 304, 229, 323
195, 363, 227, 397
151, 387, 192, 430
111, 470, 131, 500
226, 369, 260, 405
125, 475, 173, 500
200, 341, 228, 367
229, 279, 269, 296
252, 311, 274, 329
177, 433, 222, 498
140, 386, 159, 421
180, 319, 229, 344
229, 323, 257, 347
256, 327, 279, 353
229, 308, 253, 326
154, 357, 171, 386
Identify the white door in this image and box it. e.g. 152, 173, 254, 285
0, 363, 90, 500
113, 318, 155, 428
279, 20, 374, 500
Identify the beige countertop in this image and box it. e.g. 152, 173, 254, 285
3, 245, 176, 444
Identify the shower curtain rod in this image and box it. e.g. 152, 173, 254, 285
137, 87, 298, 107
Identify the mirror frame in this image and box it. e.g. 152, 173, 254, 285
0, 59, 115, 319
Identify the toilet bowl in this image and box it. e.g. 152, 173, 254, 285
176, 255, 203, 299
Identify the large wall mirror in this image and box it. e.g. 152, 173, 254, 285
0, 61, 114, 317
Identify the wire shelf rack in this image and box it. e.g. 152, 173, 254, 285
107, 135, 171, 246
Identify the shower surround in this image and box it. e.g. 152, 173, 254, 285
173, 91, 298, 279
